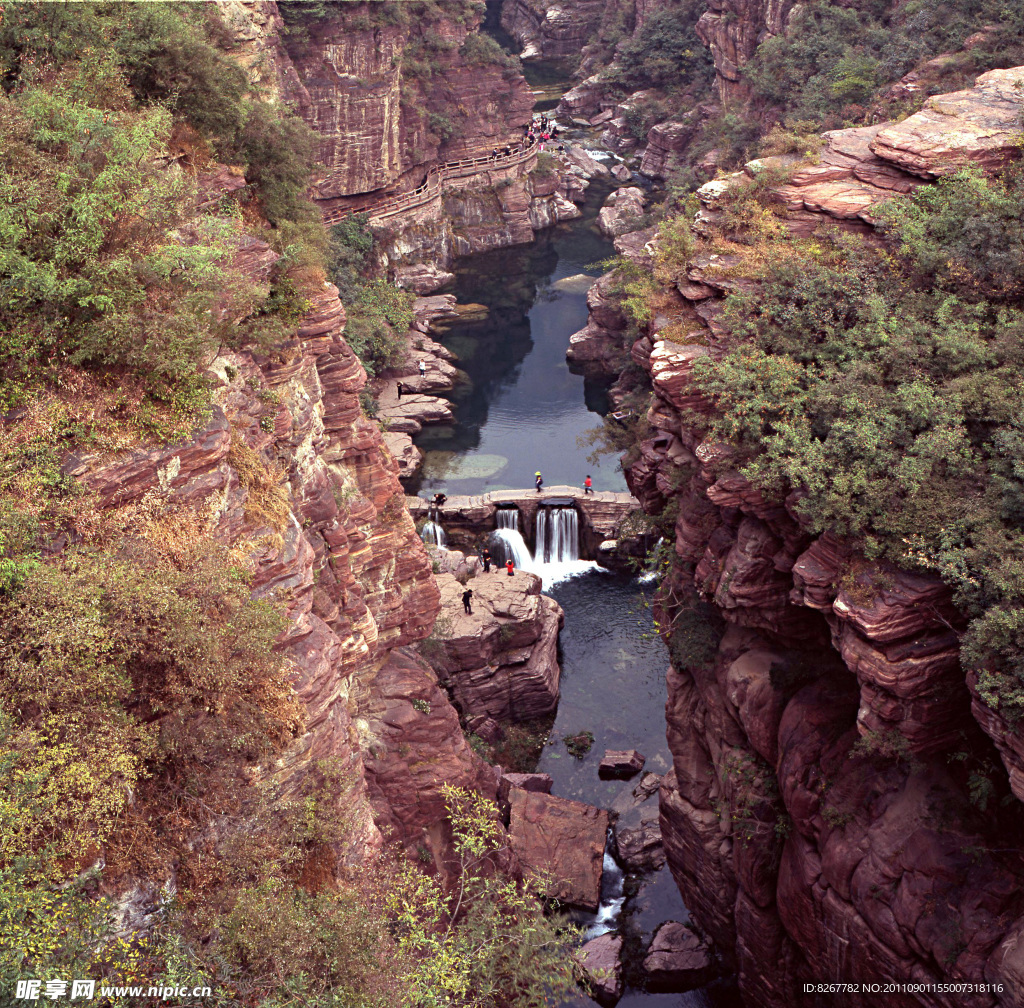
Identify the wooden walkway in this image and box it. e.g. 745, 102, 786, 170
321, 139, 539, 226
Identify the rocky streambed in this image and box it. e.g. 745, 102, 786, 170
398, 157, 743, 1004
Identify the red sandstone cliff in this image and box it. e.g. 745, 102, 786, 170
58, 225, 494, 877
582, 70, 1024, 1006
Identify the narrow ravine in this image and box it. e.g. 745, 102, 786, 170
408, 171, 743, 1006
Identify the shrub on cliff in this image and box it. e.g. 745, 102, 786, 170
328, 219, 414, 377
459, 31, 518, 72
0, 4, 323, 421
686, 169, 1024, 713
607, 4, 712, 93
745, 0, 1024, 129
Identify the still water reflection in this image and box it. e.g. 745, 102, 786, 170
408, 182, 628, 498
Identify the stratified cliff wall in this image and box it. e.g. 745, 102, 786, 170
500, 0, 608, 61
215, 1, 583, 276
579, 69, 1024, 1006
65, 226, 493, 868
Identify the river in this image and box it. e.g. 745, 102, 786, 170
407, 152, 743, 1005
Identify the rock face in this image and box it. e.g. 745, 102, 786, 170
272, 4, 533, 199
501, 0, 607, 61
695, 0, 795, 105
576, 932, 624, 1005
507, 788, 609, 909
576, 70, 1024, 1007
429, 569, 565, 722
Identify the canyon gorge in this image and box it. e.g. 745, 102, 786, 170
3, 1, 1024, 1006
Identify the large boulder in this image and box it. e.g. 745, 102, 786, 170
599, 748, 646, 778
508, 789, 609, 909
642, 921, 717, 991
430, 571, 564, 722
597, 187, 647, 237
870, 66, 1024, 178
639, 119, 697, 178
576, 932, 624, 1006
394, 263, 455, 295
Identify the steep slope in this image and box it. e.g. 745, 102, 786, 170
578, 68, 1024, 1005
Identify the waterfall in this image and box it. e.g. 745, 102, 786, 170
496, 508, 519, 530
421, 521, 446, 547
489, 504, 602, 587
583, 831, 626, 941
490, 508, 532, 568
535, 506, 579, 564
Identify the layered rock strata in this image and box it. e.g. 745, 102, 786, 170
66, 230, 490, 874
428, 569, 565, 723
218, 1, 579, 265
577, 71, 1024, 1006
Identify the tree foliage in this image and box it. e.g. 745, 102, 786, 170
685, 168, 1024, 713
0, 3, 321, 418
745, 0, 1024, 128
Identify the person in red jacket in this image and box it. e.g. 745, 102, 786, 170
506, 559, 515, 576
584, 474, 593, 494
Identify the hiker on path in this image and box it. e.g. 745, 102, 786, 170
418, 360, 427, 377
396, 382, 405, 398
584, 475, 593, 494
462, 588, 473, 614
506, 559, 515, 576
535, 472, 543, 492
481, 547, 492, 573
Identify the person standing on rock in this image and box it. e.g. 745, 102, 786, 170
462, 588, 473, 614
505, 559, 515, 576
396, 382, 404, 398
481, 547, 492, 573
418, 360, 427, 378
535, 471, 543, 492
584, 474, 593, 494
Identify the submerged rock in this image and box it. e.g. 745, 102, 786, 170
611, 772, 664, 871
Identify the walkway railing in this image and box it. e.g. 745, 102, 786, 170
319, 138, 539, 226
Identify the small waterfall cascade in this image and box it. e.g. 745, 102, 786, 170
490, 508, 532, 568
583, 831, 626, 940
535, 505, 579, 563
420, 520, 446, 547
